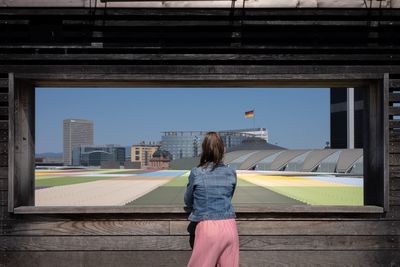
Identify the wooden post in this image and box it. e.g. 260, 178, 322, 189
363, 75, 389, 210
8, 73, 14, 212
9, 77, 35, 211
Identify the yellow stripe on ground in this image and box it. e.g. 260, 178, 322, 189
239, 174, 351, 187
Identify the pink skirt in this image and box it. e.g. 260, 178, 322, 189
187, 218, 239, 267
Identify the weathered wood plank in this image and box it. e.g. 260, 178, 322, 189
0, 167, 7, 178
8, 73, 13, 213
170, 220, 400, 236
4, 44, 400, 52
391, 178, 400, 191
13, 205, 384, 215
0, 78, 7, 88
0, 191, 7, 206
3, 250, 400, 267
390, 120, 400, 129
0, 178, 7, 191
2, 64, 400, 78
389, 92, 400, 102
0, 205, 12, 220
389, 107, 400, 116
0, 142, 8, 155
0, 93, 8, 102
0, 129, 7, 141
390, 170, 400, 178
0, 107, 8, 116
0, 120, 8, 130
4, 220, 171, 236
389, 131, 400, 142
3, 53, 400, 62
0, 8, 394, 17
239, 250, 400, 267
1, 235, 398, 251
389, 165, 400, 172
390, 79, 400, 89
0, 154, 8, 166
389, 153, 400, 165
384, 74, 390, 211
4, 219, 400, 236
390, 190, 400, 205
387, 204, 400, 218
390, 142, 400, 153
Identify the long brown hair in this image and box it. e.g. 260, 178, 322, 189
198, 132, 225, 169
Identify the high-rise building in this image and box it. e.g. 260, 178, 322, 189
330, 88, 364, 149
63, 119, 94, 165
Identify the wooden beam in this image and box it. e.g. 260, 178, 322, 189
383, 73, 390, 211
8, 73, 14, 213
2, 251, 400, 267
12, 205, 384, 214
2, 53, 400, 62
1, 235, 398, 251
3, 219, 400, 236
0, 0, 395, 9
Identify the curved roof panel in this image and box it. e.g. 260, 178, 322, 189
302, 149, 341, 172
336, 149, 363, 173
270, 150, 309, 171
239, 150, 283, 170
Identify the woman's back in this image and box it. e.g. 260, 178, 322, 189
184, 131, 239, 267
184, 163, 237, 222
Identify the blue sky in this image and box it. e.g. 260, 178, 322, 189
35, 87, 330, 153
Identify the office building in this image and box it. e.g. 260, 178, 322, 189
160, 128, 268, 160
72, 144, 125, 166
63, 119, 94, 166
131, 143, 160, 167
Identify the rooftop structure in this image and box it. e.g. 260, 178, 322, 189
225, 148, 363, 175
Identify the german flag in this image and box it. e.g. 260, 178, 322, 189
245, 110, 254, 118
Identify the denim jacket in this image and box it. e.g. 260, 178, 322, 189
184, 163, 237, 222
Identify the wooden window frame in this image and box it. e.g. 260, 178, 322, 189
7, 72, 389, 215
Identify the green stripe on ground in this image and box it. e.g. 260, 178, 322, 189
264, 186, 363, 205
35, 176, 115, 187
126, 176, 304, 206
126, 187, 186, 205
164, 173, 190, 187
233, 178, 304, 205
35, 176, 61, 180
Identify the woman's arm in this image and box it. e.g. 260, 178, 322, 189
184, 169, 195, 208
232, 169, 237, 196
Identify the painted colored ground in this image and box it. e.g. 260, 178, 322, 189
126, 171, 303, 206
35, 169, 177, 206
35, 169, 363, 206
237, 171, 363, 205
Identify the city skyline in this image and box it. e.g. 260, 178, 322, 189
36, 87, 330, 153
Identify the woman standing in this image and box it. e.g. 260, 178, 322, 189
184, 132, 239, 267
